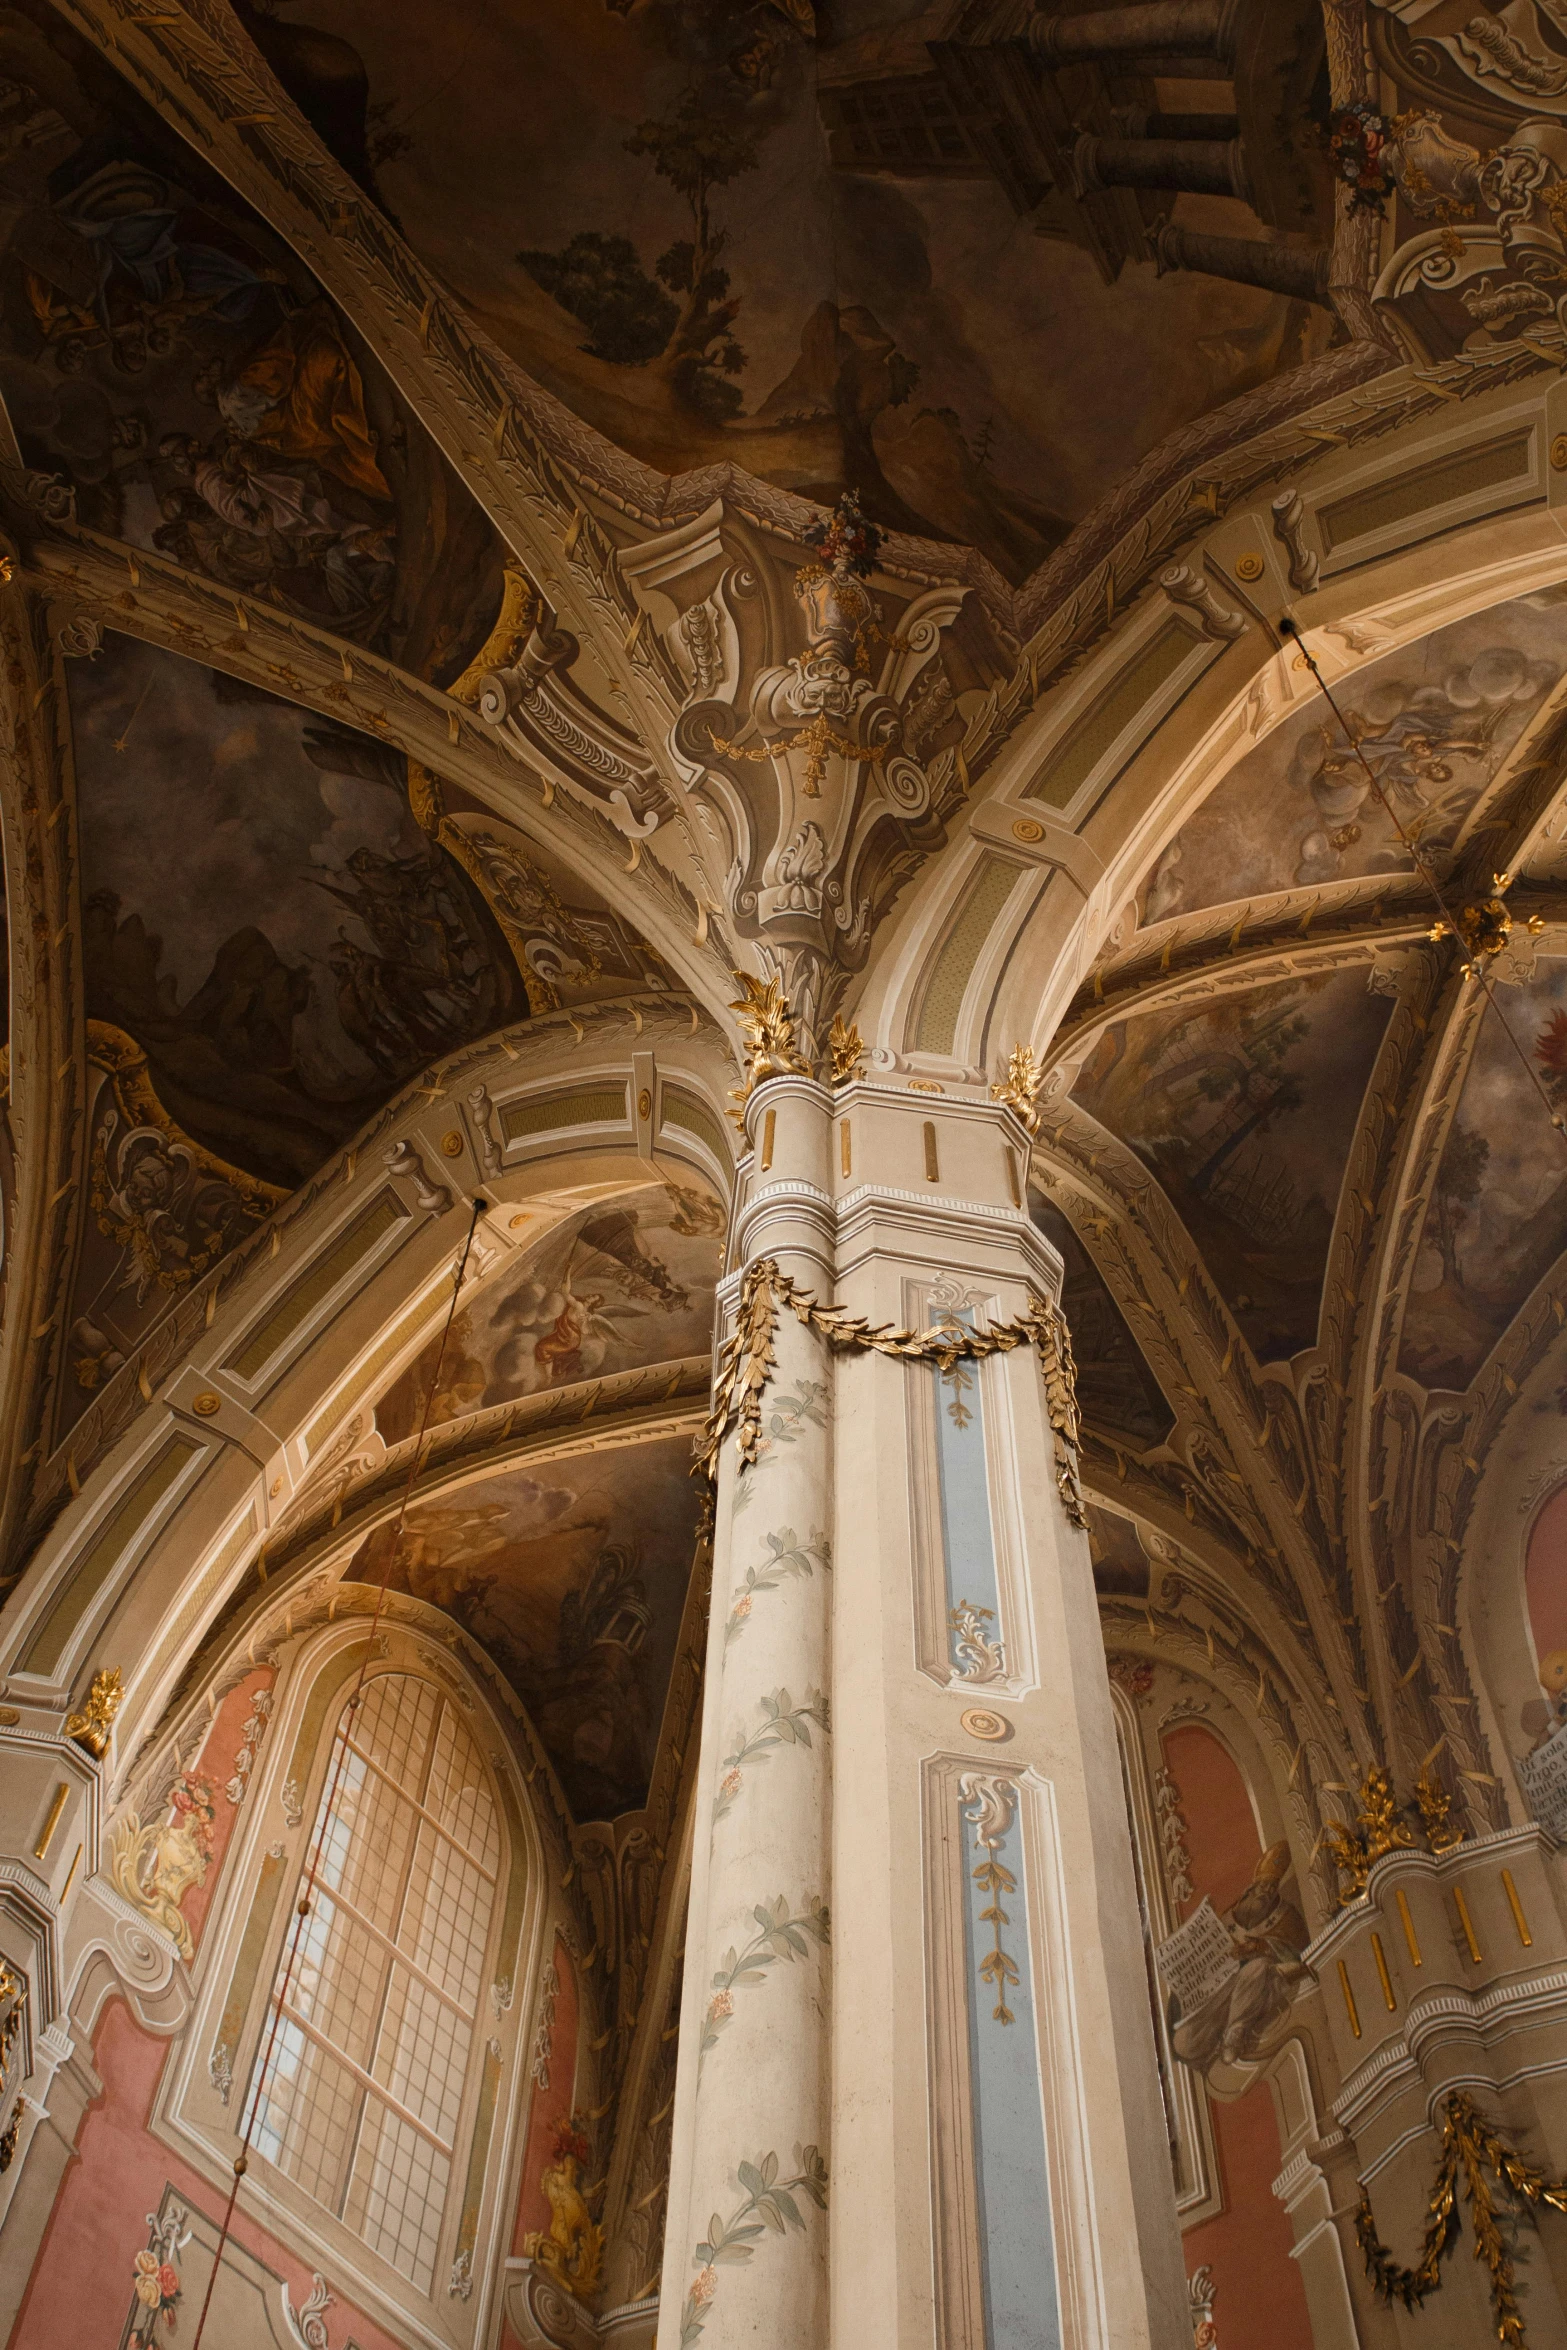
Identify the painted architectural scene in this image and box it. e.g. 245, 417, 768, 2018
264, 0, 1337, 578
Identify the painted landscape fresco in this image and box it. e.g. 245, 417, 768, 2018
0, 0, 502, 678
374, 1181, 722, 1443
1140, 590, 1567, 925
69, 634, 525, 1190
255, 0, 1333, 581
1401, 960, 1567, 1392
1071, 969, 1392, 1362
349, 1434, 703, 1819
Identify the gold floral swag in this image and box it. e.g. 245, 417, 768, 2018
694, 1254, 1087, 1530
1356, 2090, 1567, 2346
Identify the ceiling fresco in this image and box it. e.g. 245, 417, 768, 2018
1084, 1501, 1153, 1599
1400, 961, 1567, 1393
264, 0, 1335, 581
1139, 590, 1567, 928
347, 1431, 705, 1821
1032, 1191, 1173, 1447
373, 1181, 723, 1445
0, 0, 504, 677
1070, 967, 1394, 1363
69, 632, 528, 1190
0, 828, 11, 1322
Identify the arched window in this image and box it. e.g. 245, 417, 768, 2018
249, 1672, 500, 2294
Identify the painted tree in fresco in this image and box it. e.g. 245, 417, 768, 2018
1430, 1121, 1490, 1288
520, 88, 760, 421
625, 90, 759, 419
519, 233, 678, 366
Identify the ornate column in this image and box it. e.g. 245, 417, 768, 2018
659, 1073, 837, 2349
1029, 0, 1240, 69
823, 1081, 1188, 2350
1152, 222, 1331, 304
658, 1062, 1190, 2348
1305, 1810, 1567, 2343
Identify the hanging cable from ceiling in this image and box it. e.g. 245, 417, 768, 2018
1204, 553, 1567, 1149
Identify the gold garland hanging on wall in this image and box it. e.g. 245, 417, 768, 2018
695, 1254, 1087, 1529
1356, 2091, 1567, 2345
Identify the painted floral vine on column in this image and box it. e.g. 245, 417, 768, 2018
701, 1894, 831, 2065
725, 1526, 831, 1645
680, 2146, 830, 2348
712, 1689, 829, 1823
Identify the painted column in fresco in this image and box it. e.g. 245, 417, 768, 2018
660, 1073, 835, 2350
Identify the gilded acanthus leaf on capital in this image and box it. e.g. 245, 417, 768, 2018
826, 1014, 865, 1087
991, 1043, 1044, 1138
727, 973, 811, 1121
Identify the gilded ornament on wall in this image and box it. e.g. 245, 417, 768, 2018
110, 1773, 216, 1963
521, 2114, 606, 2300
64, 1665, 124, 1757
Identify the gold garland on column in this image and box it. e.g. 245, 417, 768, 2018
695, 1255, 1087, 1528
1356, 2090, 1567, 2344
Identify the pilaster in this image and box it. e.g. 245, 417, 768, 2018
659, 1078, 1188, 2349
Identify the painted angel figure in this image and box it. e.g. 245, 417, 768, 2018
488, 1250, 651, 1396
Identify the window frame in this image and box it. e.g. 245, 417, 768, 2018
155, 1618, 546, 2350
252, 1666, 504, 2294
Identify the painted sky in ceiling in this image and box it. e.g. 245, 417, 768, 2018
374, 1181, 723, 1443
68, 634, 526, 1191
349, 1431, 704, 1820
1402, 959, 1567, 1393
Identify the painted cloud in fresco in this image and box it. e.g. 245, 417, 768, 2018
1071, 967, 1393, 1364
1139, 591, 1567, 927
350, 1433, 702, 1818
1401, 958, 1567, 1392
374, 1181, 723, 1442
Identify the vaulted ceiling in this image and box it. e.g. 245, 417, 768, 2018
5, 0, 1567, 1916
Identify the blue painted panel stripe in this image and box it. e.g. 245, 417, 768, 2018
959, 1788, 1062, 2350
930, 1344, 1002, 1671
